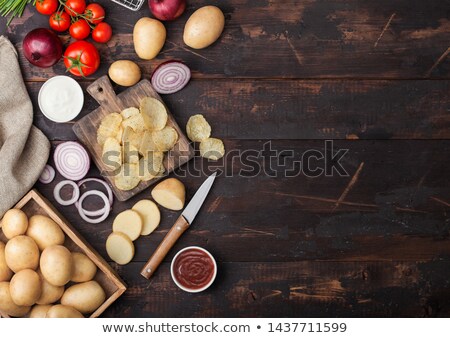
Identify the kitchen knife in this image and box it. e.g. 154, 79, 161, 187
140, 172, 217, 279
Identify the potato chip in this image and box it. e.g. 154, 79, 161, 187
140, 97, 168, 131
115, 127, 124, 144
97, 113, 123, 146
122, 113, 146, 133
186, 114, 211, 142
138, 152, 164, 181
152, 126, 178, 152
122, 126, 141, 149
121, 107, 139, 119
115, 163, 141, 191
200, 138, 225, 160
102, 137, 122, 170
138, 130, 158, 155
123, 142, 140, 164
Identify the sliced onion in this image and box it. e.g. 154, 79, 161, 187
151, 61, 191, 94
76, 190, 110, 224
54, 142, 90, 181
54, 180, 80, 206
39, 165, 55, 184
75, 178, 113, 217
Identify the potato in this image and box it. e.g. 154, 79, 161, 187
40, 245, 73, 287
26, 215, 65, 251
0, 282, 30, 317
132, 200, 161, 236
0, 241, 13, 282
46, 305, 84, 318
36, 270, 64, 305
151, 178, 185, 211
71, 252, 97, 283
106, 232, 135, 265
113, 210, 143, 241
133, 17, 166, 60
186, 114, 211, 142
61, 281, 106, 314
183, 6, 225, 49
140, 97, 168, 131
109, 60, 141, 87
5, 235, 39, 273
10, 269, 41, 306
1, 209, 28, 239
200, 137, 225, 160
29, 304, 52, 318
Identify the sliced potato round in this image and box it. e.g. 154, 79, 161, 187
122, 113, 146, 133
113, 210, 143, 241
138, 152, 164, 182
152, 126, 178, 152
114, 163, 141, 191
106, 232, 135, 265
121, 107, 140, 119
132, 200, 161, 236
102, 137, 122, 171
200, 137, 225, 160
139, 130, 158, 156
140, 97, 168, 131
186, 114, 212, 142
97, 113, 123, 146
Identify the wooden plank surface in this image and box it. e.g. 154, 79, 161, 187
1, 0, 449, 80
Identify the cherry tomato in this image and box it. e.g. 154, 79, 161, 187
35, 0, 58, 15
64, 40, 100, 77
84, 3, 105, 24
64, 0, 86, 16
69, 19, 91, 40
49, 11, 71, 32
92, 22, 112, 43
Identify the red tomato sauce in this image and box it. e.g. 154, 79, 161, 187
173, 249, 215, 290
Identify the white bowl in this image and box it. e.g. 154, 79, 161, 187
170, 246, 217, 293
38, 75, 84, 123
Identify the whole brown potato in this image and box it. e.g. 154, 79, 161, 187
5, 235, 39, 273
61, 281, 106, 314
26, 215, 65, 251
1, 209, 28, 239
0, 282, 30, 317
10, 269, 42, 306
40, 245, 73, 286
0, 241, 13, 282
71, 252, 97, 283
46, 305, 84, 318
36, 270, 64, 305
29, 304, 52, 318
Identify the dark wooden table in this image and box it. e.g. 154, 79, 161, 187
1, 0, 450, 317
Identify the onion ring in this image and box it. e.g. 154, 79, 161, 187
39, 164, 55, 184
75, 178, 113, 217
76, 190, 110, 224
54, 180, 80, 206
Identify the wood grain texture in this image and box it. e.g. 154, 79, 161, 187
1, 0, 449, 80
27, 79, 450, 141
73, 76, 194, 201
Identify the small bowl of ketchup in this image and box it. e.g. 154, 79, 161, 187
171, 246, 217, 293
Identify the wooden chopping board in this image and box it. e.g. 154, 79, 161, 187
73, 76, 194, 202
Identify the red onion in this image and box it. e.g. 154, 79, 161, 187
23, 28, 63, 68
54, 142, 90, 181
151, 61, 191, 94
76, 190, 110, 224
75, 178, 113, 217
39, 165, 55, 184
54, 180, 80, 206
149, 0, 186, 21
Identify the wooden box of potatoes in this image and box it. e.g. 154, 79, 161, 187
0, 190, 126, 318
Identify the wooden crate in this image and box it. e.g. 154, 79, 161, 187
0, 190, 126, 318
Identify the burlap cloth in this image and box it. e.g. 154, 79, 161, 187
0, 36, 50, 217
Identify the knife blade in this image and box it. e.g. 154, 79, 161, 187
140, 172, 217, 279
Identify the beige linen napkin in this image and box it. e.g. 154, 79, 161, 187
0, 36, 50, 217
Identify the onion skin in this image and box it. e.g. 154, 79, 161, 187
23, 29, 63, 68
149, 0, 186, 21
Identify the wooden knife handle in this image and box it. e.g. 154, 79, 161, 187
140, 215, 190, 279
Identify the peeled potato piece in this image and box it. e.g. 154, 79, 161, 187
106, 232, 135, 265
151, 178, 185, 211
200, 137, 225, 160
186, 114, 211, 142
132, 200, 161, 236
152, 126, 178, 152
115, 163, 141, 191
140, 97, 167, 131
113, 210, 143, 241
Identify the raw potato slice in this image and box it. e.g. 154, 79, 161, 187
114, 163, 141, 191
112, 210, 143, 241
152, 126, 178, 152
106, 232, 135, 265
140, 97, 168, 131
139, 131, 158, 156
200, 137, 225, 160
121, 107, 140, 119
138, 152, 164, 181
102, 137, 122, 171
151, 178, 185, 211
132, 200, 161, 235
97, 113, 123, 146
122, 113, 146, 133
186, 114, 211, 142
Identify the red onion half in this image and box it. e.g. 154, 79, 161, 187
54, 142, 90, 181
23, 28, 63, 68
151, 61, 191, 94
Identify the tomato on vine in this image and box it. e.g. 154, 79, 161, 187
84, 3, 105, 24
49, 11, 71, 32
92, 22, 112, 43
64, 40, 100, 77
35, 0, 58, 15
69, 19, 91, 40
64, 0, 86, 16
